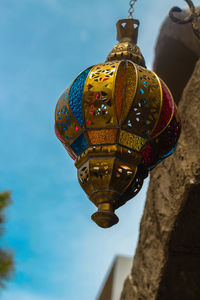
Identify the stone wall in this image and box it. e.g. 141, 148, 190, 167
120, 13, 200, 300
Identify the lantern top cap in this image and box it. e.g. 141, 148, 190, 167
116, 18, 139, 44
106, 18, 145, 67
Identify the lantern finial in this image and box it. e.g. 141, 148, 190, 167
116, 18, 139, 43
106, 18, 146, 67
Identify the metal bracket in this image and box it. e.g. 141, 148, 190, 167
169, 0, 200, 39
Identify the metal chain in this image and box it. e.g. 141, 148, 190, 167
128, 0, 137, 18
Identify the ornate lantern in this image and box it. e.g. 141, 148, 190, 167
55, 14, 181, 228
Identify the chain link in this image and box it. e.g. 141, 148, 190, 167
128, 0, 137, 18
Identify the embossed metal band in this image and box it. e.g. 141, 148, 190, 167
122, 64, 163, 138
82, 61, 121, 129
119, 61, 138, 125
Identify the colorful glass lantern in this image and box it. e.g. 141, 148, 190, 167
55, 19, 181, 228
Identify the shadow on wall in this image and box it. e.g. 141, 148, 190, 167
156, 184, 200, 300
153, 11, 200, 105
154, 37, 198, 105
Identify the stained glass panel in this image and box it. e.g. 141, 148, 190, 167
88, 129, 117, 145
152, 80, 174, 137
119, 130, 147, 152
71, 134, 88, 156
69, 67, 92, 127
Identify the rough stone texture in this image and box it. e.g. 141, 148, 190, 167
120, 44, 200, 300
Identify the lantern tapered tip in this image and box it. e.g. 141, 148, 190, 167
91, 203, 119, 228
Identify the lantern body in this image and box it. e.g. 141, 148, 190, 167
55, 19, 181, 228
55, 60, 180, 227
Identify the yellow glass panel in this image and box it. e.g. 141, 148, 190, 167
120, 61, 138, 124
83, 62, 120, 129
119, 130, 147, 152
122, 65, 162, 137
114, 61, 126, 122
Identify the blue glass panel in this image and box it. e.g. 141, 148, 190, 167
69, 67, 92, 127
140, 88, 144, 95
71, 134, 88, 156
143, 81, 147, 88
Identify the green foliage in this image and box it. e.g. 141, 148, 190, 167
0, 192, 14, 287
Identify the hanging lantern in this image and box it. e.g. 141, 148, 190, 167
55, 16, 181, 228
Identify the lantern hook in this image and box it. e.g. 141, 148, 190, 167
169, 0, 200, 39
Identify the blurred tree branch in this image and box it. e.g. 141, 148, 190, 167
0, 192, 14, 287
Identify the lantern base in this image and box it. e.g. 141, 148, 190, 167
91, 203, 119, 228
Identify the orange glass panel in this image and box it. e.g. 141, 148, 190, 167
88, 129, 117, 145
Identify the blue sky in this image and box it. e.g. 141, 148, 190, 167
0, 0, 198, 299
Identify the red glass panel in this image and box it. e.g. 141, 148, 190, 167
156, 115, 181, 159
142, 143, 158, 169
152, 81, 174, 137
63, 144, 77, 160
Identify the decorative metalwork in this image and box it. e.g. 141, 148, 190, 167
169, 0, 200, 39
83, 62, 119, 129
107, 19, 146, 67
120, 61, 138, 124
55, 18, 181, 228
122, 65, 163, 137
118, 130, 147, 152
88, 129, 117, 145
